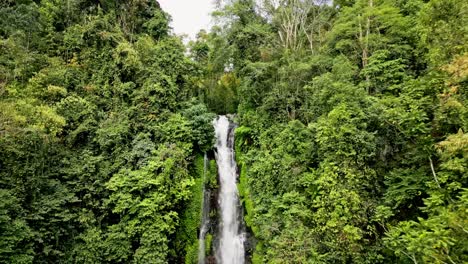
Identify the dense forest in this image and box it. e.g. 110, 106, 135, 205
0, 0, 215, 262
0, 0, 467, 263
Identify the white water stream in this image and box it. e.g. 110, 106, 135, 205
213, 115, 245, 264
198, 153, 210, 264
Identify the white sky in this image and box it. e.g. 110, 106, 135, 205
158, 0, 215, 41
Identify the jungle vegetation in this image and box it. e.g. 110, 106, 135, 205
0, 0, 467, 263
194, 0, 467, 263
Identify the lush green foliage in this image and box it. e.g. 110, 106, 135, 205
197, 0, 468, 262
0, 0, 214, 262
1, 0, 467, 263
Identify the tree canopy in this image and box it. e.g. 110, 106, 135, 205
1, 0, 467, 263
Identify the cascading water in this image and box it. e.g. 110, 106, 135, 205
213, 115, 245, 264
198, 153, 210, 264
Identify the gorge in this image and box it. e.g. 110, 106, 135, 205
0, 1, 466, 263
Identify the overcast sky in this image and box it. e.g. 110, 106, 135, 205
158, 0, 215, 41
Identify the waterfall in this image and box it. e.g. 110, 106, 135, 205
198, 153, 210, 264
213, 115, 245, 264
